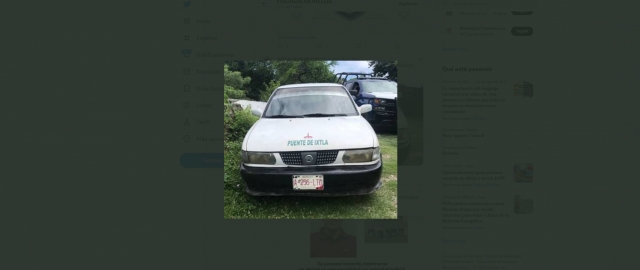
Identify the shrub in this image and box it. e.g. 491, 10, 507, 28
223, 102, 259, 190
224, 139, 243, 189
225, 85, 246, 99
224, 103, 259, 143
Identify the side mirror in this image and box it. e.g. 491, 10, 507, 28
349, 90, 358, 96
251, 108, 263, 117
359, 104, 372, 114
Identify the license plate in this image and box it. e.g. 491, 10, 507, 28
293, 175, 324, 190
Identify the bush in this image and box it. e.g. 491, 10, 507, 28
224, 103, 259, 143
223, 101, 259, 191
224, 139, 243, 189
225, 85, 246, 99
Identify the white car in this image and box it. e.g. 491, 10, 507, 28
240, 83, 383, 196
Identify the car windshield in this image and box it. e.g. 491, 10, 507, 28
361, 81, 398, 94
263, 86, 359, 118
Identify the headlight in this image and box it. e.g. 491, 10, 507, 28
342, 147, 380, 163
241, 151, 276, 165
373, 99, 386, 104
372, 147, 380, 161
241, 151, 249, 163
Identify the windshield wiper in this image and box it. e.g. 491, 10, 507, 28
302, 113, 348, 117
266, 114, 304, 118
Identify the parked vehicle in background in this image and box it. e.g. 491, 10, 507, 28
334, 73, 399, 131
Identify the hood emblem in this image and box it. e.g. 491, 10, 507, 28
305, 155, 314, 163
304, 133, 313, 139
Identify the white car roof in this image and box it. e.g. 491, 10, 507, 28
277, 83, 344, 89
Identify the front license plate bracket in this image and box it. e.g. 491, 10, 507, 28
292, 175, 324, 190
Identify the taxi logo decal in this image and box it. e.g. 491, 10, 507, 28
287, 139, 329, 146
287, 133, 327, 146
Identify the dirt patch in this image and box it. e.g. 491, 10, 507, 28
382, 174, 397, 182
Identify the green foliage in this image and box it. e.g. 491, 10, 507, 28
224, 61, 338, 101
369, 61, 398, 82
224, 64, 251, 100
273, 60, 337, 85
224, 106, 258, 142
226, 61, 278, 101
223, 101, 259, 192
224, 85, 245, 99
224, 64, 251, 89
260, 80, 280, 102
223, 105, 259, 190
223, 139, 243, 190
224, 62, 257, 144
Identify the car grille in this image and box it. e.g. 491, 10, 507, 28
380, 103, 396, 112
279, 152, 303, 165
279, 151, 339, 165
316, 151, 339, 165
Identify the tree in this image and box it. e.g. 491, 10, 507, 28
260, 80, 280, 102
369, 61, 397, 82
273, 61, 337, 85
223, 64, 256, 142
224, 60, 338, 101
225, 61, 277, 101
224, 64, 250, 100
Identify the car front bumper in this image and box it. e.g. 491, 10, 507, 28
369, 111, 397, 129
240, 159, 383, 196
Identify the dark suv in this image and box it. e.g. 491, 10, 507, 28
334, 73, 398, 130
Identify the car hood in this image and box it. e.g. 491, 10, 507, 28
365, 91, 397, 100
243, 116, 377, 152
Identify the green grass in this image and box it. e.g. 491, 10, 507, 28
223, 134, 398, 219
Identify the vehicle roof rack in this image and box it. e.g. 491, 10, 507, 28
333, 72, 374, 84
346, 77, 389, 81
335, 72, 373, 75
